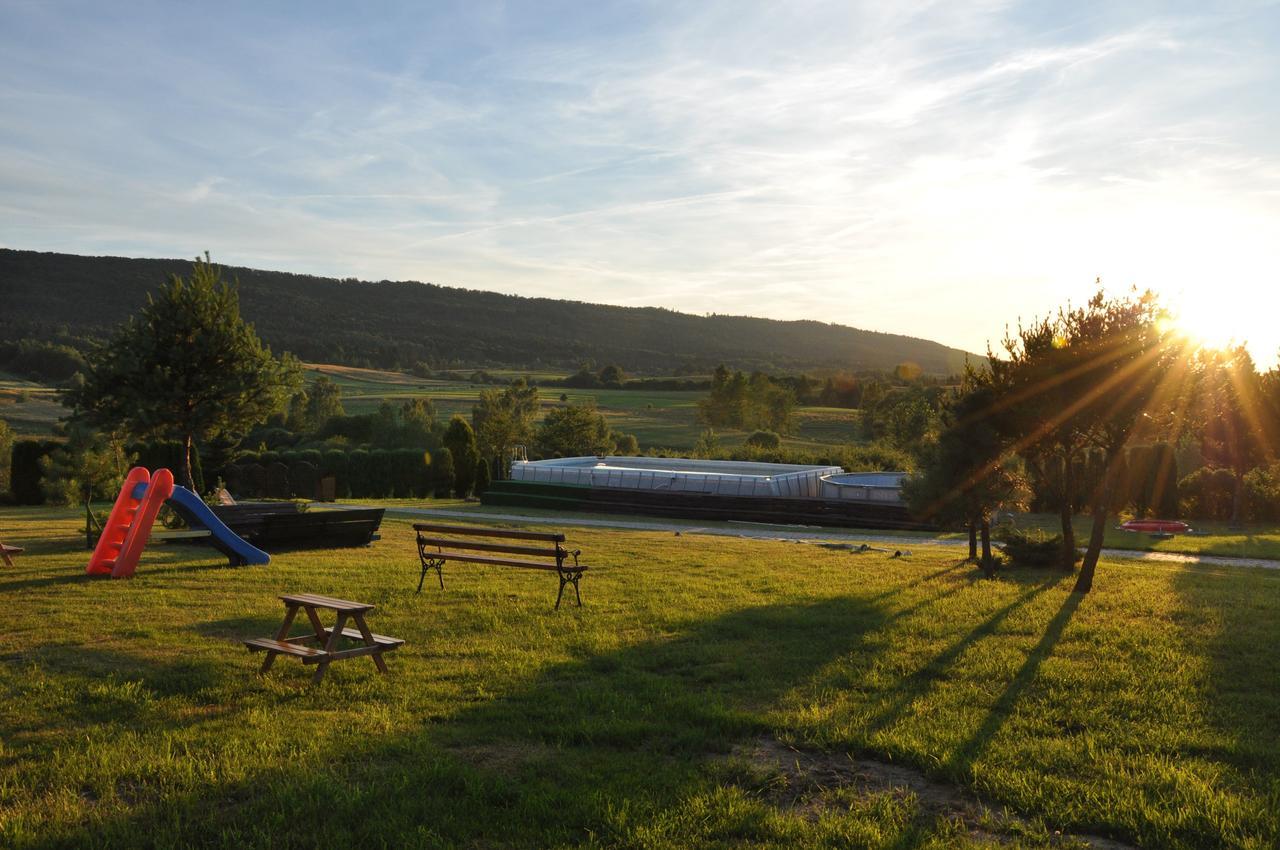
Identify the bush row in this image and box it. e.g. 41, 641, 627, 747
1177, 464, 1280, 523
1027, 443, 1180, 517
8, 440, 59, 505
221, 448, 484, 500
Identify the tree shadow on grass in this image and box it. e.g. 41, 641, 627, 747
944, 590, 1082, 778
859, 572, 1066, 742
4, 647, 234, 742
69, 595, 900, 848
1172, 568, 1280, 765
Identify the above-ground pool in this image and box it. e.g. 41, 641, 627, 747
510, 456, 904, 503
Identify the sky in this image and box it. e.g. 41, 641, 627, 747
2, 1, 1278, 364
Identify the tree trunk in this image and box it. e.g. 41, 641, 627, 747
1056, 454, 1076, 571
183, 433, 196, 492
1076, 455, 1118, 594
968, 521, 978, 561
980, 519, 995, 578
1075, 500, 1108, 594
1058, 502, 1075, 572
1230, 466, 1245, 527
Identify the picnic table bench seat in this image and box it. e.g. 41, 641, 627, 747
1, 542, 22, 568
413, 522, 590, 609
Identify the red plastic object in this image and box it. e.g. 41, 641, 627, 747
1120, 519, 1190, 534
86, 467, 151, 576
110, 468, 175, 578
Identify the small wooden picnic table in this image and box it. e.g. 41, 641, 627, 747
243, 593, 403, 685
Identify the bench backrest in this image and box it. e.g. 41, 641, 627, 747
413, 522, 570, 565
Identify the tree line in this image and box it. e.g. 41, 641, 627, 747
0, 248, 973, 376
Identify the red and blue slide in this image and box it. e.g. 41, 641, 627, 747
86, 467, 270, 578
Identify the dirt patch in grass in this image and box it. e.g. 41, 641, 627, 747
452, 742, 557, 778
735, 736, 1136, 849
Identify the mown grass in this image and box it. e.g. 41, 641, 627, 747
1007, 513, 1280, 561
1, 506, 1277, 848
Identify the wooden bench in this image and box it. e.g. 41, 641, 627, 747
243, 593, 404, 684
413, 523, 590, 609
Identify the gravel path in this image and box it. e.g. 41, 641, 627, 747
376, 506, 1280, 572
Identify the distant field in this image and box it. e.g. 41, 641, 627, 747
0, 373, 66, 435
307, 363, 858, 452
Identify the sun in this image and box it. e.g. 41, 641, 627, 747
1161, 292, 1245, 352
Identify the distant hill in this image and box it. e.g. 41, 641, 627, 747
0, 249, 977, 375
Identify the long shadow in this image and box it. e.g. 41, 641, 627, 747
72, 595, 898, 847
4, 647, 234, 740
1168, 566, 1280, 846
860, 573, 1063, 740
0, 558, 231, 592
944, 590, 1081, 778
0, 571, 97, 592
863, 559, 970, 605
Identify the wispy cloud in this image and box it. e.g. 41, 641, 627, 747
1, 1, 1277, 361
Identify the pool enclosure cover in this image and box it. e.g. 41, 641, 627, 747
509, 456, 906, 503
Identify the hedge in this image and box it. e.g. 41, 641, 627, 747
128, 441, 205, 493
222, 447, 448, 500
9, 440, 58, 505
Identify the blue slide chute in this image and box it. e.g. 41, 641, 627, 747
165, 486, 271, 566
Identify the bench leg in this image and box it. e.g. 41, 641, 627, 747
417, 558, 444, 593
309, 612, 347, 686
260, 604, 300, 675
556, 570, 584, 610
352, 614, 390, 674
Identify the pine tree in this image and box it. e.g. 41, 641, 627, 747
68, 253, 300, 490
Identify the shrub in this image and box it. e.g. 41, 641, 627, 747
1243, 464, 1280, 523
998, 529, 1074, 568
745, 430, 782, 450
367, 450, 396, 498
10, 440, 58, 505
475, 456, 491, 496
222, 464, 246, 497
130, 441, 204, 491
264, 462, 291, 499
1178, 467, 1236, 521
432, 447, 454, 498
321, 450, 350, 498
289, 461, 319, 499
242, 463, 267, 498
0, 419, 13, 497
347, 449, 372, 498
842, 441, 915, 473
390, 448, 424, 498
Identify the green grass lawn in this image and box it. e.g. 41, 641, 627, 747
1, 506, 1277, 848
1007, 513, 1280, 561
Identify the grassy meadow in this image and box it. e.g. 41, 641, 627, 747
307, 364, 861, 452
1, 505, 1278, 848
0, 373, 66, 436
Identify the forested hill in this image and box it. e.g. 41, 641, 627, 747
0, 249, 976, 375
